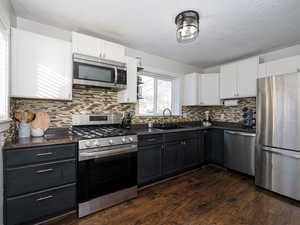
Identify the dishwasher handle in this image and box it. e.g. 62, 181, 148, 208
224, 130, 256, 137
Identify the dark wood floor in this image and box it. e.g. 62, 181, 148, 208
53, 166, 300, 225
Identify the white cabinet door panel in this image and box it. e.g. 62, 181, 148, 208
220, 63, 237, 99
237, 57, 258, 97
200, 73, 220, 105
72, 32, 100, 57
11, 28, 72, 100
183, 73, 199, 105
118, 57, 137, 103
266, 55, 300, 76
100, 39, 125, 63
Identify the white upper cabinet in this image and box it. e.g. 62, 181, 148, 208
72, 32, 125, 62
199, 73, 220, 105
237, 57, 259, 97
118, 57, 137, 103
183, 73, 199, 106
220, 63, 237, 99
72, 32, 100, 57
220, 57, 258, 99
258, 55, 300, 78
11, 28, 72, 100
183, 73, 220, 106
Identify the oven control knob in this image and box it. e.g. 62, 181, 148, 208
121, 137, 126, 143
109, 139, 113, 145
128, 137, 133, 143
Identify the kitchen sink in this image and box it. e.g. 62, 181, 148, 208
154, 124, 192, 130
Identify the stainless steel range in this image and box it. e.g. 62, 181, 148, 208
71, 114, 137, 218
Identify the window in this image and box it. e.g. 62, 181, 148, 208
0, 20, 9, 120
138, 73, 175, 115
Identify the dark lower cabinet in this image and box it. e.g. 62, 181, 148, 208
163, 141, 182, 176
138, 144, 163, 185
182, 138, 200, 169
4, 143, 77, 225
206, 129, 224, 165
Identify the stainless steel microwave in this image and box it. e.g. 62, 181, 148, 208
73, 53, 127, 89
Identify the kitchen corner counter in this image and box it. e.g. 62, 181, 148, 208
4, 128, 78, 150
4, 136, 78, 150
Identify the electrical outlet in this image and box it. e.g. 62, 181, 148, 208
182, 112, 187, 118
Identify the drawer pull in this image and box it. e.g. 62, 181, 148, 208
36, 168, 53, 174
36, 195, 53, 201
36, 152, 53, 156
146, 138, 156, 142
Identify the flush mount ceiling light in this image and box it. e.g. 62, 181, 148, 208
175, 10, 199, 43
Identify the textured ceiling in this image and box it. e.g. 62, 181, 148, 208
10, 0, 300, 68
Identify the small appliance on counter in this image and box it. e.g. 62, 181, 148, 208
202, 111, 212, 127
121, 112, 133, 129
241, 107, 255, 129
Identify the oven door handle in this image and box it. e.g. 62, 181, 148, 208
79, 145, 137, 160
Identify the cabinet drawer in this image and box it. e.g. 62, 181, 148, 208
6, 159, 76, 197
6, 184, 76, 225
165, 131, 199, 142
5, 143, 76, 167
138, 134, 163, 146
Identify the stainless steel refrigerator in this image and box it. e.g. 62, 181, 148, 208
256, 72, 300, 200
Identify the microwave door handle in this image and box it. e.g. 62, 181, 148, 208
114, 66, 118, 84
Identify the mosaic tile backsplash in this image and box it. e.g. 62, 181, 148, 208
9, 85, 256, 136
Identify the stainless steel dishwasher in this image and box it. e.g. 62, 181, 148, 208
224, 130, 256, 176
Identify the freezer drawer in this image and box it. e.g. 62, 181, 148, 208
224, 130, 256, 176
255, 146, 300, 200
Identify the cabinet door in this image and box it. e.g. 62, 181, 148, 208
72, 32, 100, 57
265, 55, 300, 76
237, 57, 258, 97
163, 141, 182, 176
118, 57, 137, 103
11, 28, 72, 100
138, 144, 162, 185
206, 129, 224, 165
100, 39, 125, 62
220, 63, 237, 99
183, 73, 199, 105
183, 138, 199, 169
200, 73, 220, 105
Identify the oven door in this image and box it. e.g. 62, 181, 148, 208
78, 145, 137, 203
73, 60, 117, 88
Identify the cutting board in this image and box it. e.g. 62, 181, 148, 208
31, 111, 50, 131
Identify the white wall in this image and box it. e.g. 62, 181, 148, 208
16, 17, 202, 75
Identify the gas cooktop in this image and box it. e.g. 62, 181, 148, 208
69, 126, 136, 139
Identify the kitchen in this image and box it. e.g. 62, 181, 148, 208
1, 1, 300, 225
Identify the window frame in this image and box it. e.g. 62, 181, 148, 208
0, 17, 10, 121
136, 71, 177, 116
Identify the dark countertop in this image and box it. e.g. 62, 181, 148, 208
4, 122, 255, 150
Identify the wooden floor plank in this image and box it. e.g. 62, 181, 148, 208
50, 166, 300, 225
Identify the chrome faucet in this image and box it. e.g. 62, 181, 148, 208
163, 108, 172, 117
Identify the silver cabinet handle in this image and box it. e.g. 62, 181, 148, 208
262, 146, 300, 159
36, 168, 53, 174
36, 195, 53, 201
114, 66, 118, 84
225, 130, 256, 137
36, 152, 53, 156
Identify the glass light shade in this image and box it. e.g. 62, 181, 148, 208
175, 10, 199, 43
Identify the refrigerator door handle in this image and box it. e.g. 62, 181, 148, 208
262, 146, 300, 159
